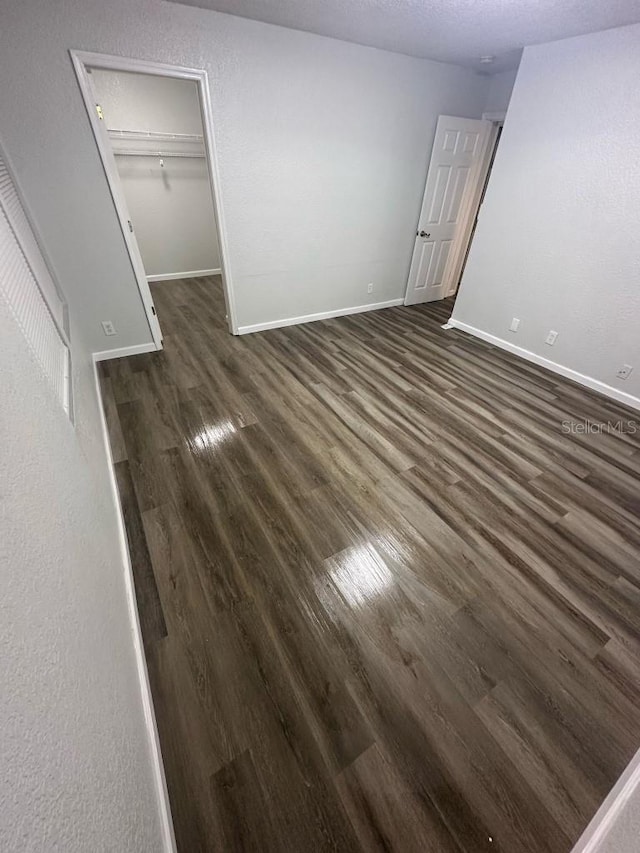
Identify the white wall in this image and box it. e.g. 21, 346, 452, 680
452, 23, 640, 407
0, 0, 489, 350
590, 801, 640, 853
91, 69, 221, 279
484, 66, 519, 113
93, 70, 204, 134
0, 305, 164, 847
572, 748, 640, 853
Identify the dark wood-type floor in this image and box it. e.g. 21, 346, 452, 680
100, 276, 640, 853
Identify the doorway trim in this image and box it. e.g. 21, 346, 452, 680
70, 50, 239, 340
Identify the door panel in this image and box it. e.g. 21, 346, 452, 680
433, 240, 453, 287
414, 241, 435, 292
427, 166, 451, 222
446, 167, 470, 223
405, 116, 489, 305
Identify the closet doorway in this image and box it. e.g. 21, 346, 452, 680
71, 51, 237, 346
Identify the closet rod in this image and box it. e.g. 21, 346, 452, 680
113, 150, 205, 158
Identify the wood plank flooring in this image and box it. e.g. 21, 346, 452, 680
100, 275, 640, 852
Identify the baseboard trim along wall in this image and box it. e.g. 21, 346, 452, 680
571, 747, 640, 852
93, 342, 158, 362
447, 319, 640, 412
93, 361, 177, 853
146, 269, 221, 282
237, 297, 405, 335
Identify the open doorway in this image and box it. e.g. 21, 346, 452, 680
71, 51, 238, 348
404, 114, 503, 307
91, 70, 221, 284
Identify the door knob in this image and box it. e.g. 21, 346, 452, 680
418, 230, 431, 238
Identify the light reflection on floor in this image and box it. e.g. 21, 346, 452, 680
189, 419, 237, 454
328, 543, 394, 608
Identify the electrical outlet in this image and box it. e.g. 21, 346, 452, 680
545, 330, 558, 346
101, 320, 117, 336
509, 317, 520, 332
367, 283, 373, 294
616, 364, 633, 380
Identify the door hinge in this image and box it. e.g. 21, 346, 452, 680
128, 220, 134, 233
95, 103, 104, 121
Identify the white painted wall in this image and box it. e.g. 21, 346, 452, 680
572, 748, 640, 853
93, 69, 204, 135
484, 66, 519, 113
91, 69, 220, 279
0, 305, 164, 847
589, 801, 640, 853
0, 0, 489, 351
452, 23, 640, 407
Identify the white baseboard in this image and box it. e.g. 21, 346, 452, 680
92, 361, 176, 852
147, 269, 221, 282
93, 342, 159, 362
238, 297, 404, 335
447, 318, 640, 412
571, 747, 640, 852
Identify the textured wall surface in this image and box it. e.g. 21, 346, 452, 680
91, 69, 221, 278
483, 66, 519, 113
0, 0, 488, 349
0, 298, 163, 849
453, 23, 640, 403
572, 748, 640, 853
92, 70, 205, 136
588, 790, 640, 853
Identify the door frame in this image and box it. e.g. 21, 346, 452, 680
444, 111, 505, 298
70, 50, 239, 344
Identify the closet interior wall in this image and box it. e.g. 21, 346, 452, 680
90, 69, 221, 281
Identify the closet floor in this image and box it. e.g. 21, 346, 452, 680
99, 275, 640, 853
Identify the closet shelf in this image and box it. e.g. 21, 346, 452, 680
112, 150, 205, 158
107, 129, 204, 143
107, 129, 206, 159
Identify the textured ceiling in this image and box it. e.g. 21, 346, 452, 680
167, 0, 640, 72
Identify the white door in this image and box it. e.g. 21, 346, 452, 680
405, 116, 489, 305
71, 56, 163, 348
